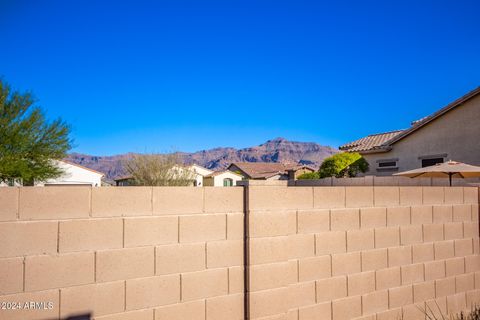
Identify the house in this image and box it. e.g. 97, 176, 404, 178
227, 162, 315, 180
0, 159, 104, 187
36, 160, 104, 186
203, 170, 243, 186
188, 164, 213, 186
114, 175, 134, 186
114, 164, 213, 186
286, 165, 317, 179
340, 87, 480, 176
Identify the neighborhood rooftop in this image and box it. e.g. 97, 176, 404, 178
227, 162, 315, 179
339, 130, 404, 152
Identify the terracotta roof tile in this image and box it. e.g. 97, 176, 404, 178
339, 130, 404, 152
228, 162, 313, 179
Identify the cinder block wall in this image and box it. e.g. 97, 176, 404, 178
247, 186, 480, 320
0, 187, 244, 320
294, 176, 480, 187
1, 186, 479, 320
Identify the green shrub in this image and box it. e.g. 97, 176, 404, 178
297, 172, 320, 180
319, 152, 369, 178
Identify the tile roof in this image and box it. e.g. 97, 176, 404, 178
113, 175, 134, 181
228, 162, 313, 179
339, 130, 404, 152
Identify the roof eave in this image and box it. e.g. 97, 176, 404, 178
343, 146, 392, 154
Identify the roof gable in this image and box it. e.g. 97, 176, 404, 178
383, 86, 480, 146
340, 86, 480, 153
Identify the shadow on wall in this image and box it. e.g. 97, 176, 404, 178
43, 314, 91, 320
66, 315, 91, 320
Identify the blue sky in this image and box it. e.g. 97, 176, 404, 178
1, 1, 479, 155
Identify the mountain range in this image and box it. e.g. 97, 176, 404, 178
66, 137, 339, 181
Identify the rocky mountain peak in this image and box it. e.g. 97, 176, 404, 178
66, 138, 339, 181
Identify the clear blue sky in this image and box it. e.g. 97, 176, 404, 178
1, 1, 479, 155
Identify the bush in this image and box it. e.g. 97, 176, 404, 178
297, 172, 320, 180
319, 152, 369, 178
125, 153, 195, 186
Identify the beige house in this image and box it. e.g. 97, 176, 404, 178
203, 170, 243, 186
340, 87, 480, 176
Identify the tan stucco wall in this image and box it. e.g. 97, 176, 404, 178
363, 94, 480, 176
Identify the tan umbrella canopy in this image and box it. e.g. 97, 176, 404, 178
393, 160, 480, 186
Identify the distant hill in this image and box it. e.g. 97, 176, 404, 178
66, 137, 339, 181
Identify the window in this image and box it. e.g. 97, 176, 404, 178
223, 178, 233, 187
422, 158, 443, 168
376, 159, 398, 171
378, 161, 396, 168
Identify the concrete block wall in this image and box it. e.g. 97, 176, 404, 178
1, 185, 479, 320
294, 176, 480, 187
0, 186, 244, 320
247, 186, 480, 320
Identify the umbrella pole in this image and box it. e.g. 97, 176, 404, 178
449, 173, 452, 186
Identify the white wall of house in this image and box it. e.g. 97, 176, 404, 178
266, 174, 287, 180
187, 164, 213, 186
204, 171, 243, 187
36, 160, 103, 186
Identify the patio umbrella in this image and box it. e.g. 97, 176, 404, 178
393, 160, 480, 186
